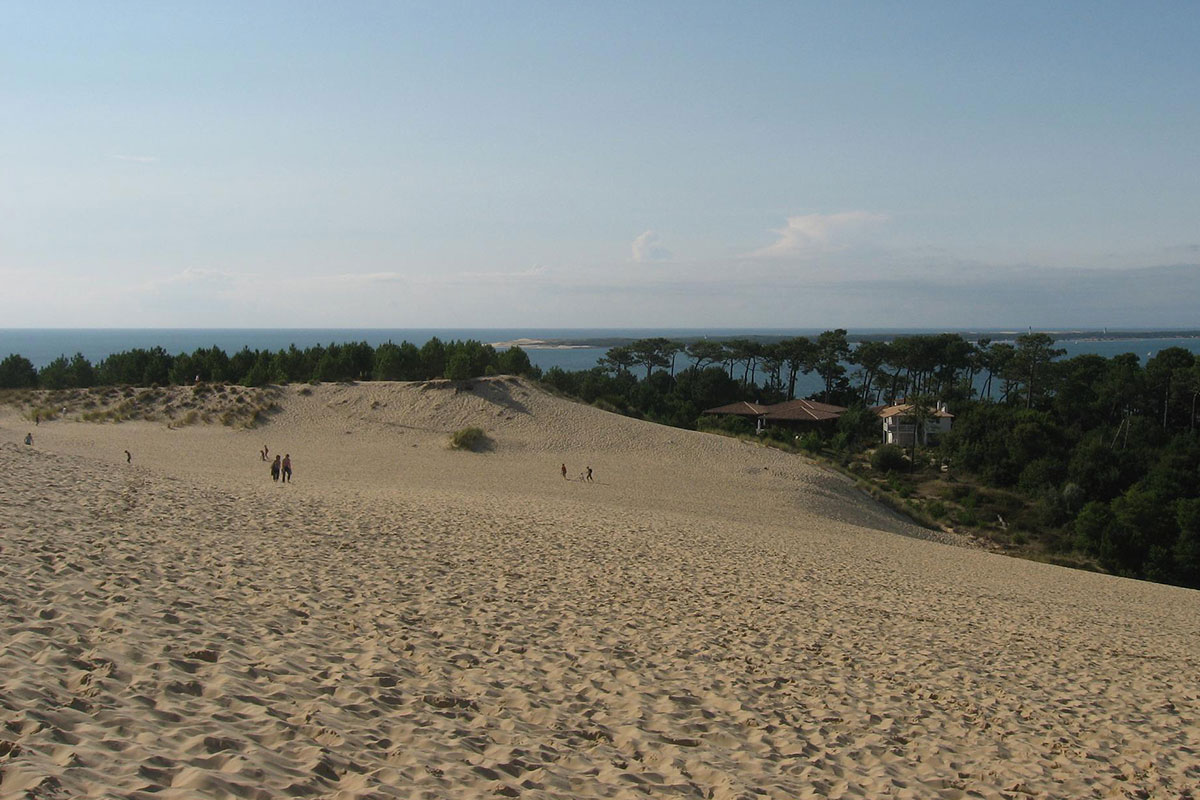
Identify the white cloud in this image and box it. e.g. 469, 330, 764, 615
750, 211, 887, 258
109, 154, 159, 163
631, 230, 672, 262
156, 267, 245, 285
142, 265, 553, 302
458, 265, 548, 284
301, 271, 408, 287
1164, 243, 1200, 255
138, 268, 257, 317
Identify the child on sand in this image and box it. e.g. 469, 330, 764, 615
271, 454, 281, 482
24, 433, 33, 446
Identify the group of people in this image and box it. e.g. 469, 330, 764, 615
263, 445, 292, 483
26, 410, 42, 444
560, 463, 593, 482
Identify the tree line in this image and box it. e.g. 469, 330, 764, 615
0, 338, 539, 390
0, 330, 1080, 408
543, 330, 1076, 412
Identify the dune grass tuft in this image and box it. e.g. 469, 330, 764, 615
449, 426, 492, 452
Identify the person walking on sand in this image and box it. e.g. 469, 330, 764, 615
586, 466, 593, 482
261, 445, 268, 461
34, 413, 39, 426
125, 450, 132, 463
561, 463, 568, 480
281, 454, 292, 483
271, 454, 281, 482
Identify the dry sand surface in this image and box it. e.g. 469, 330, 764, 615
1, 377, 1198, 799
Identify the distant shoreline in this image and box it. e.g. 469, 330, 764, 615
490, 330, 1200, 349
487, 338, 594, 350
5, 328, 1200, 371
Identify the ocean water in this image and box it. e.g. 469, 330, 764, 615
3, 328, 1198, 382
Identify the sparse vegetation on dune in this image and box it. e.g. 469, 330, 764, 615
1, 384, 282, 429
448, 426, 492, 452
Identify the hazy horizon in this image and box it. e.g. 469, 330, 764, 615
6, 324, 1200, 335
5, 2, 1198, 328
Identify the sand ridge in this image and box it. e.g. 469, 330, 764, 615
2, 378, 1198, 799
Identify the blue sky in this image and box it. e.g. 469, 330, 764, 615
3, 1, 1198, 328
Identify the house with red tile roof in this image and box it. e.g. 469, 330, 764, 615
702, 398, 847, 433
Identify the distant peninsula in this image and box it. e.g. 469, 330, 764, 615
485, 338, 594, 350
490, 329, 1200, 349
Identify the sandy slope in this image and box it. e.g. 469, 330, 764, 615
1, 378, 1198, 799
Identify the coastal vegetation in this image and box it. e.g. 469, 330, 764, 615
4, 331, 1199, 588
556, 333, 1200, 589
449, 426, 492, 452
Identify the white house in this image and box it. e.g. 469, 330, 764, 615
877, 402, 954, 446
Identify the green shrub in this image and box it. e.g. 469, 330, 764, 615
871, 444, 908, 473
593, 397, 625, 415
449, 426, 491, 452
925, 500, 947, 519
1018, 457, 1066, 494
948, 485, 971, 501
761, 427, 796, 446
29, 405, 59, 422
697, 414, 756, 437
797, 432, 823, 453
954, 509, 980, 527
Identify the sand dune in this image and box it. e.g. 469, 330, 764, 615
2, 378, 1198, 799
